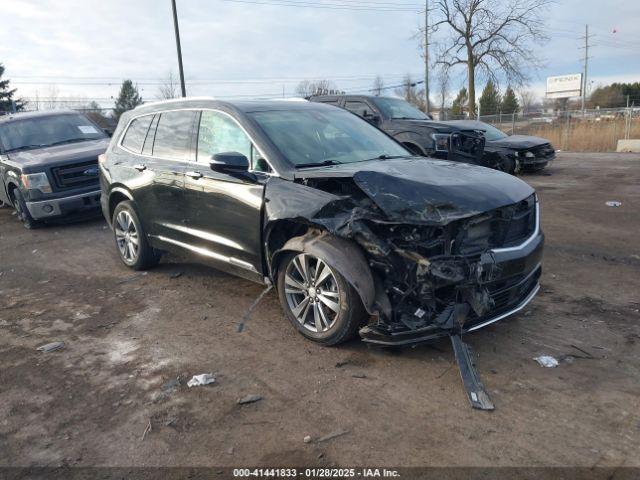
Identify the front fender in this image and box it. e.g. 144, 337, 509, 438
272, 231, 378, 316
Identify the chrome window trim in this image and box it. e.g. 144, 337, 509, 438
117, 107, 280, 177
491, 199, 540, 254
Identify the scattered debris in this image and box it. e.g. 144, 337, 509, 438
187, 374, 216, 388
141, 419, 152, 442
227, 447, 234, 455
237, 394, 263, 405
303, 435, 312, 444
317, 430, 350, 443
117, 272, 147, 284
534, 355, 559, 368
37, 342, 65, 353
335, 361, 349, 368
605, 201, 622, 207
237, 285, 273, 333
558, 355, 575, 365
170, 271, 183, 279
351, 373, 367, 379
570, 344, 594, 359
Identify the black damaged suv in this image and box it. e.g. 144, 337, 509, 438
0, 110, 109, 228
100, 98, 543, 348
309, 94, 485, 165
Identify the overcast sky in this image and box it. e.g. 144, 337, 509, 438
2, 0, 639, 108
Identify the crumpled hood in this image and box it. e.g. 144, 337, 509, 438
296, 157, 534, 224
486, 135, 551, 150
5, 139, 109, 172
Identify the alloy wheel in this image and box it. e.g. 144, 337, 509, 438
284, 253, 341, 333
115, 210, 139, 263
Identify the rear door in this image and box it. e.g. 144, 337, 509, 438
128, 109, 198, 243
181, 110, 267, 279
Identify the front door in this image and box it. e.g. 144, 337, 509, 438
181, 110, 266, 280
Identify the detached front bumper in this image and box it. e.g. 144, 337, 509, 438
26, 190, 102, 220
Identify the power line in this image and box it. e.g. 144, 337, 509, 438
579, 24, 595, 111
217, 0, 423, 12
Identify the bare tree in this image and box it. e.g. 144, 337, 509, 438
518, 89, 536, 114
371, 75, 384, 96
435, 68, 450, 116
395, 74, 426, 111
426, 0, 549, 118
295, 79, 342, 97
157, 72, 179, 100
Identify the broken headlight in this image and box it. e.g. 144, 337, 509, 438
431, 133, 450, 152
21, 172, 52, 194
516, 151, 535, 159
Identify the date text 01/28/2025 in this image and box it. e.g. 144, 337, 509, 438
232, 468, 400, 478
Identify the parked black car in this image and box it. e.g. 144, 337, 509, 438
443, 120, 556, 173
308, 94, 484, 164
0, 110, 109, 228
101, 98, 543, 353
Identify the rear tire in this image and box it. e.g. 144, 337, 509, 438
11, 189, 40, 229
112, 201, 161, 270
277, 250, 367, 346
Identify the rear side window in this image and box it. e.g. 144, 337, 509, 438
153, 110, 197, 160
121, 115, 153, 153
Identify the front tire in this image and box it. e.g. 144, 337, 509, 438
277, 251, 366, 346
112, 201, 160, 270
12, 189, 40, 229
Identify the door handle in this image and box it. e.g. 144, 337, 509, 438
133, 164, 147, 171
186, 171, 203, 179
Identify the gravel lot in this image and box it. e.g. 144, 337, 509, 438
1, 152, 639, 469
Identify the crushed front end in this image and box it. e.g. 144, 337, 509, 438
357, 193, 543, 345
266, 159, 544, 347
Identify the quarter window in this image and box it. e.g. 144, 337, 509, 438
153, 110, 197, 160
121, 115, 153, 154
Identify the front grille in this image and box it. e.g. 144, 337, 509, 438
456, 195, 537, 254
530, 143, 555, 159
50, 160, 99, 190
465, 266, 541, 325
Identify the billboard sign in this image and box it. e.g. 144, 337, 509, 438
546, 74, 583, 99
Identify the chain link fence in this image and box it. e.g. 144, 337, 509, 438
442, 108, 640, 152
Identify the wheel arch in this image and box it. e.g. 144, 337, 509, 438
108, 187, 134, 223
271, 230, 377, 316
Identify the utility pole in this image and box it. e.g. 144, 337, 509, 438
171, 0, 187, 97
424, 0, 430, 114
579, 24, 594, 112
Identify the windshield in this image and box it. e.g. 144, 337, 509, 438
480, 123, 509, 141
0, 113, 106, 153
250, 108, 410, 167
372, 97, 429, 120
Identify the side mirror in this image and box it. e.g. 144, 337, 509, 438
362, 111, 380, 124
210, 152, 249, 173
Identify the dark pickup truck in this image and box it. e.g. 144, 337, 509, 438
308, 94, 484, 164
0, 110, 109, 228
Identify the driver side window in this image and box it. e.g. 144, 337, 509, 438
197, 111, 251, 161
197, 111, 271, 173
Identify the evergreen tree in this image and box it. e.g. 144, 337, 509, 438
478, 80, 501, 116
501, 86, 520, 114
113, 80, 143, 120
0, 63, 25, 112
451, 87, 468, 117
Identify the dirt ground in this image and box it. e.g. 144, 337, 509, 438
1, 152, 639, 469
